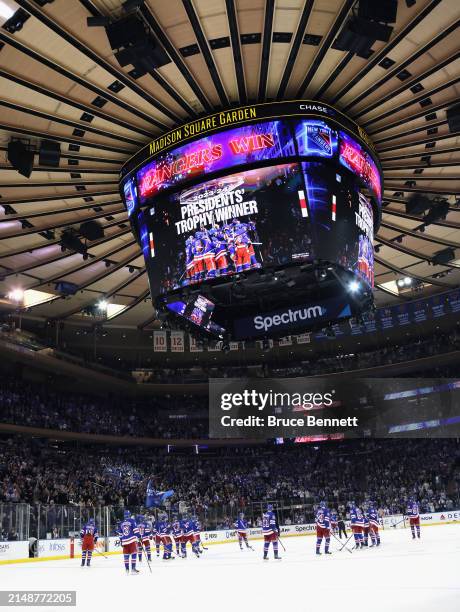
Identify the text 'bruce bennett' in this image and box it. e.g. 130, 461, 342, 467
220, 415, 359, 428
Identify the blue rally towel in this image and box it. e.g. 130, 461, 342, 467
145, 480, 174, 508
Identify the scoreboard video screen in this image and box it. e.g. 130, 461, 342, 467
120, 101, 383, 339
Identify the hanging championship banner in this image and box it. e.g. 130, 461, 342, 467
171, 330, 185, 352
278, 336, 292, 346
208, 341, 223, 352
153, 330, 167, 352
256, 339, 274, 350
296, 333, 311, 344
189, 335, 203, 352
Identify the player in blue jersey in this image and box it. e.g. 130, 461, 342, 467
367, 504, 381, 547
362, 511, 370, 547
180, 514, 200, 558
210, 226, 230, 276
234, 220, 260, 269
152, 517, 161, 557
191, 515, 206, 553
192, 232, 205, 281
136, 515, 152, 563
262, 504, 281, 561
157, 512, 174, 561
315, 502, 332, 555
171, 516, 183, 557
201, 230, 217, 279
80, 518, 98, 567
406, 498, 421, 539
117, 510, 140, 574
184, 236, 195, 285
330, 509, 338, 535
349, 503, 364, 550
234, 512, 253, 550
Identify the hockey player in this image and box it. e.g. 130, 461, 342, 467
180, 514, 199, 558
80, 517, 98, 567
192, 232, 205, 281
349, 503, 364, 550
337, 512, 347, 539
157, 512, 174, 560
234, 231, 251, 272
191, 514, 205, 553
184, 236, 195, 284
262, 504, 281, 561
406, 498, 421, 540
368, 504, 381, 547
201, 229, 217, 279
210, 226, 230, 276
315, 502, 331, 555
362, 511, 370, 547
117, 510, 140, 574
234, 220, 260, 269
152, 517, 161, 557
235, 512, 252, 550
171, 516, 183, 557
330, 509, 338, 535
136, 515, 152, 563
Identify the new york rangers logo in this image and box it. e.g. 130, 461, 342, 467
306, 124, 332, 156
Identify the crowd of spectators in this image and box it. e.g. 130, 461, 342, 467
0, 381, 207, 438
1, 436, 458, 531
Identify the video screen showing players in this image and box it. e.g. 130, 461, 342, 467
141, 163, 314, 296
302, 161, 375, 287
166, 295, 226, 336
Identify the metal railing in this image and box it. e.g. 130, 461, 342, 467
2, 498, 458, 543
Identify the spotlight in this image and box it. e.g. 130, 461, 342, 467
0, 1, 15, 22
8, 288, 24, 302
348, 280, 360, 293
3, 8, 30, 33
97, 300, 108, 311
404, 277, 412, 286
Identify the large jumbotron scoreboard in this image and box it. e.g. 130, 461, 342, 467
120, 101, 383, 342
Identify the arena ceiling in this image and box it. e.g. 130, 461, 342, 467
0, 0, 458, 329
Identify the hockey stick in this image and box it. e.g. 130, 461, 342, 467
391, 518, 406, 528
277, 535, 286, 552
94, 547, 108, 559
331, 531, 352, 554
140, 541, 152, 573
338, 533, 354, 552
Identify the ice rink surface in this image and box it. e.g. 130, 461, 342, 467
1, 525, 459, 612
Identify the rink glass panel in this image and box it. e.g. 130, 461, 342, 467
0, 497, 428, 542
